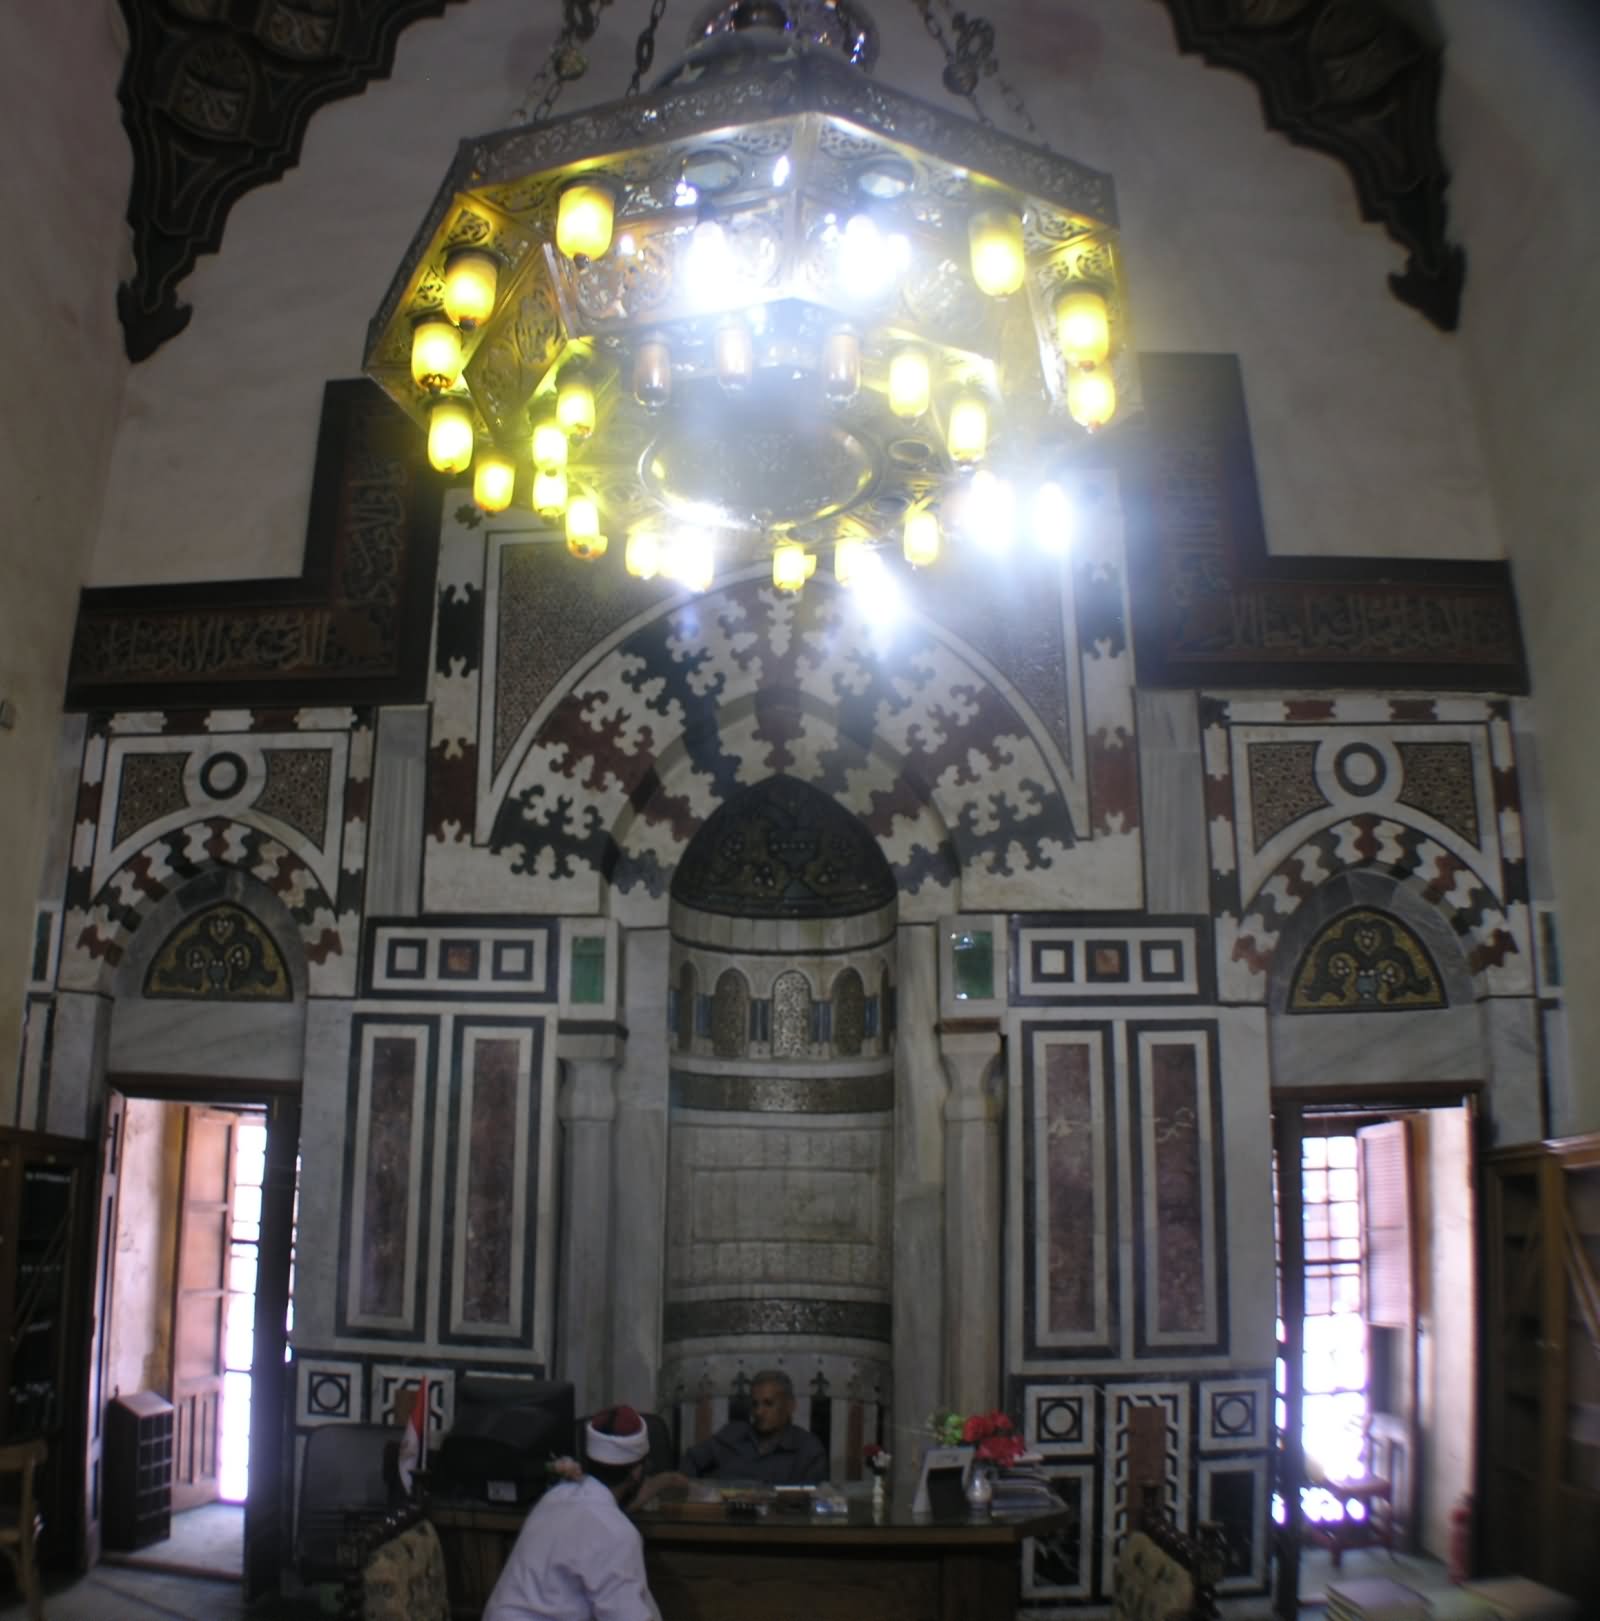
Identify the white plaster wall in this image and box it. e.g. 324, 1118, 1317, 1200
0, 4, 130, 1105
107, 1098, 182, 1401
1438, 0, 1600, 1132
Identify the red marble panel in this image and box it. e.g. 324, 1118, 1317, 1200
1045, 1041, 1097, 1336
462, 1037, 520, 1325
1150, 1042, 1205, 1334
360, 1035, 417, 1319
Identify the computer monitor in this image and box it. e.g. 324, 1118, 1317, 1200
431, 1376, 576, 1505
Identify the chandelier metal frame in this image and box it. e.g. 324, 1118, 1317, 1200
363, 1, 1137, 593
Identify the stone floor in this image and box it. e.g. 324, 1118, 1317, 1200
107, 1501, 245, 1580
0, 1566, 332, 1620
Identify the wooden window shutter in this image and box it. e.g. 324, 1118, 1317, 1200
1359, 1119, 1413, 1328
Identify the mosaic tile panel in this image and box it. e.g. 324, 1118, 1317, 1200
1396, 740, 1479, 844
1289, 907, 1446, 1012
712, 970, 749, 1059
112, 751, 190, 847
831, 969, 865, 1057
255, 747, 333, 846
772, 970, 812, 1058
1246, 740, 1327, 850
143, 902, 292, 1001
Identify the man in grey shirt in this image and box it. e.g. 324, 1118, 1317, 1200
682, 1369, 828, 1486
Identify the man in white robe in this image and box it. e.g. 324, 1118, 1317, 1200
483, 1405, 662, 1621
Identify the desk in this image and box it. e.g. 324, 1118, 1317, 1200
430, 1496, 1072, 1621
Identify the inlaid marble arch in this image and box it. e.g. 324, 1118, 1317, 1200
1221, 813, 1530, 1005
472, 570, 1133, 920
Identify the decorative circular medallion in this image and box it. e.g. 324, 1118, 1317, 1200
198, 751, 247, 799
1332, 742, 1387, 797
641, 377, 877, 530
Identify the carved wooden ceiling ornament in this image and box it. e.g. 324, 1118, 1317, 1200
1153, 0, 1465, 330
115, 0, 466, 361
114, 0, 1465, 363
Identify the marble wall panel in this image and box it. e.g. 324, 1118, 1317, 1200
1130, 1025, 1225, 1355
339, 1016, 436, 1337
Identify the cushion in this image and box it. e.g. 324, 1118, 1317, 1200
362, 1518, 450, 1621
1112, 1530, 1196, 1621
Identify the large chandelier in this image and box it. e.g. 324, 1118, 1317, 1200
363, 0, 1136, 598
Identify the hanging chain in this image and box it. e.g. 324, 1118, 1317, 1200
514, 0, 616, 125
911, 0, 992, 126
914, 0, 1051, 149
627, 0, 670, 95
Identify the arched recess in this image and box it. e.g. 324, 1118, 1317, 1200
488, 574, 1084, 921
1233, 812, 1528, 1005
107, 866, 310, 1082
64, 815, 345, 998
663, 774, 898, 1472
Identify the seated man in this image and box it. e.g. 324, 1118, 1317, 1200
682, 1369, 828, 1486
484, 1406, 661, 1621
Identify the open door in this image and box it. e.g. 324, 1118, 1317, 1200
243, 1092, 300, 1600
82, 1088, 126, 1569
1359, 1118, 1418, 1544
170, 1107, 237, 1513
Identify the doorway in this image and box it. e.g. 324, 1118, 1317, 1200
1272, 1091, 1478, 1609
92, 1082, 299, 1591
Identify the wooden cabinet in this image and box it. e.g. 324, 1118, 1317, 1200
1481, 1134, 1600, 1598
103, 1393, 175, 1551
0, 1128, 96, 1569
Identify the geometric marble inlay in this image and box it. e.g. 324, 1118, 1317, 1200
1289, 907, 1445, 1013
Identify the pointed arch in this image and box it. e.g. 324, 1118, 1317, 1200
1232, 812, 1527, 1005
61, 815, 346, 996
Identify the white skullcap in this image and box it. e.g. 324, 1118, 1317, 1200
586, 1406, 650, 1466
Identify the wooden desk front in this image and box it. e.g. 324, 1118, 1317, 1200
430, 1498, 1071, 1621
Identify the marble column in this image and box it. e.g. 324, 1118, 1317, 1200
892, 924, 945, 1495
939, 1022, 1004, 1417
610, 926, 671, 1411
556, 1031, 622, 1416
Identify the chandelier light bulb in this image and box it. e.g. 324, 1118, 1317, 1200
426, 399, 474, 474
715, 318, 755, 392
687, 218, 734, 291
532, 468, 569, 518
441, 250, 499, 328
633, 337, 673, 409
1055, 287, 1111, 369
968, 207, 1026, 298
625, 528, 662, 581
473, 452, 516, 513
903, 508, 940, 568
667, 529, 715, 593
410, 317, 463, 393
556, 373, 597, 439
822, 327, 862, 404
566, 494, 607, 559
888, 347, 931, 420
1067, 366, 1117, 431
557, 182, 615, 263
946, 392, 990, 465
834, 537, 868, 587
771, 542, 816, 594
531, 418, 569, 474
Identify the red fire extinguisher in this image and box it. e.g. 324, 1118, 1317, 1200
1448, 1494, 1474, 1583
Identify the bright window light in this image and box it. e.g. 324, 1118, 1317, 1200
962, 469, 1016, 550
772, 155, 791, 187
